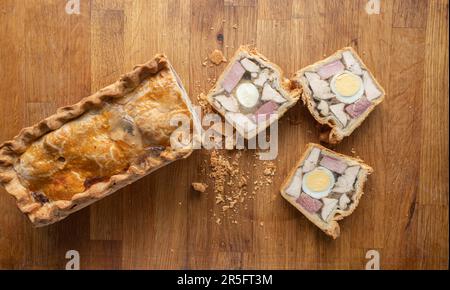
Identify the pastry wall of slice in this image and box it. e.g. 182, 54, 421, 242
0, 55, 201, 227
294, 47, 385, 144
206, 45, 301, 140
280, 143, 373, 239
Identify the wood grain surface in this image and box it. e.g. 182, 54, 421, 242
0, 0, 448, 270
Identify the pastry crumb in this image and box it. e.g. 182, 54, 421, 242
201, 150, 278, 226
192, 182, 208, 193
197, 93, 212, 114
209, 49, 227, 65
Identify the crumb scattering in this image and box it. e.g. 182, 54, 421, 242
192, 182, 208, 193
197, 93, 212, 114
209, 49, 227, 65
201, 149, 278, 226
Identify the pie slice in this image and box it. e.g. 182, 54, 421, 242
294, 47, 385, 144
280, 143, 373, 239
0, 54, 201, 227
206, 45, 301, 140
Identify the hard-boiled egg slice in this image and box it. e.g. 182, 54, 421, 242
302, 167, 335, 199
330, 71, 364, 104
235, 82, 260, 109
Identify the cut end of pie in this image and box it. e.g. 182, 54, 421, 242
280, 143, 373, 239
206, 45, 301, 140
295, 47, 385, 144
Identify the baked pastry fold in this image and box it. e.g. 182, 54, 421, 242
280, 143, 373, 239
0, 54, 200, 227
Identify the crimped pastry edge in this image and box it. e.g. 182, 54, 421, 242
206, 45, 302, 140
293, 47, 386, 144
280, 143, 374, 239
0, 54, 198, 227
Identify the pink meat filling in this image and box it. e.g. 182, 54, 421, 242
253, 101, 279, 122
345, 98, 372, 118
317, 60, 345, 79
296, 193, 323, 213
319, 156, 347, 174
222, 61, 246, 93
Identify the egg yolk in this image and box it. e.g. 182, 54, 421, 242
334, 73, 361, 97
304, 168, 332, 192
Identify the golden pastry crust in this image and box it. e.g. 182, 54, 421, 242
206, 45, 302, 140
280, 143, 373, 239
0, 54, 199, 227
294, 47, 386, 144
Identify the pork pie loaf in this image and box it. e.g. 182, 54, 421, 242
294, 47, 385, 144
206, 45, 301, 140
280, 143, 373, 239
0, 55, 201, 227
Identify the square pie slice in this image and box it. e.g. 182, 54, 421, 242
206, 45, 301, 140
0, 54, 201, 227
294, 47, 385, 144
280, 143, 373, 239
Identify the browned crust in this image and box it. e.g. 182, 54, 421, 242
206, 45, 302, 140
293, 47, 386, 144
0, 54, 196, 227
280, 143, 373, 239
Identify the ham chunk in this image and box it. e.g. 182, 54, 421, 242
297, 192, 323, 213
253, 101, 279, 122
320, 156, 348, 174
222, 62, 246, 93
318, 60, 345, 79
345, 97, 372, 118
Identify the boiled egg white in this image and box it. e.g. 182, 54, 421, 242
235, 82, 260, 109
302, 167, 335, 199
330, 71, 364, 104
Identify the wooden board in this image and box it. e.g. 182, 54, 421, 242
0, 0, 448, 270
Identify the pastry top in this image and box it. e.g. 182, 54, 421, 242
206, 45, 301, 140
294, 47, 385, 144
0, 55, 198, 226
280, 143, 373, 239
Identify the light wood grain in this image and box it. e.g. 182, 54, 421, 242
0, 0, 448, 270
